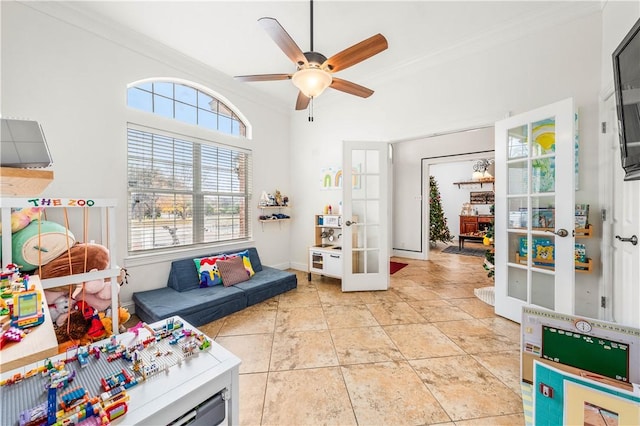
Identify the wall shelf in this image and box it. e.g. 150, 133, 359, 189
257, 205, 290, 229
0, 167, 54, 196
453, 178, 495, 189
515, 253, 593, 273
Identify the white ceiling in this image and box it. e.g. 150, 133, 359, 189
63, 1, 600, 110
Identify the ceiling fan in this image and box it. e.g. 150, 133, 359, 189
234, 0, 388, 113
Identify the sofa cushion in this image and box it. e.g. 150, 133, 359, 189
217, 256, 250, 286
194, 255, 225, 287
234, 266, 297, 306
168, 247, 264, 292
132, 285, 246, 325
226, 249, 256, 277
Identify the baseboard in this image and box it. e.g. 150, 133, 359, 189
392, 249, 425, 260
289, 261, 308, 272
122, 300, 136, 314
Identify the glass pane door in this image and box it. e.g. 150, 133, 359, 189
495, 98, 575, 323
342, 142, 389, 292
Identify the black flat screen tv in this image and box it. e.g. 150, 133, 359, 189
613, 17, 640, 181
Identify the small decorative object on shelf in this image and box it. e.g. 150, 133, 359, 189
259, 189, 289, 207
575, 203, 589, 229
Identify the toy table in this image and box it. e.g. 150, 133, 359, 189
0, 316, 241, 425
0, 276, 58, 372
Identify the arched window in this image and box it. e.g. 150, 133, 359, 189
127, 79, 251, 253
127, 80, 247, 136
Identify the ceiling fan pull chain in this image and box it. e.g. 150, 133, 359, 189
308, 97, 314, 122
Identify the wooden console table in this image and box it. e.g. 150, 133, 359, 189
458, 234, 485, 250
459, 215, 493, 234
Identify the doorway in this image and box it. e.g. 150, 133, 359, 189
392, 126, 495, 261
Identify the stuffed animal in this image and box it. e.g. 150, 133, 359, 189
75, 300, 107, 341
72, 269, 118, 313
54, 310, 90, 344
39, 243, 109, 279
0, 207, 43, 236
48, 295, 74, 327
99, 307, 131, 335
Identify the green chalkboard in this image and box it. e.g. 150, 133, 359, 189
542, 326, 629, 382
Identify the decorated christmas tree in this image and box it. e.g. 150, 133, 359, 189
483, 207, 495, 278
429, 176, 453, 246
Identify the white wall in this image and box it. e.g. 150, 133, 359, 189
1, 2, 292, 308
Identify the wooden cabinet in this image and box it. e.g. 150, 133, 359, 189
459, 215, 494, 235
309, 215, 344, 280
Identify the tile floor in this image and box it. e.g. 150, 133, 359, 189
174, 245, 524, 425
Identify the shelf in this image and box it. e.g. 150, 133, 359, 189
258, 218, 291, 223
453, 178, 495, 189
0, 167, 54, 197
515, 224, 593, 239
575, 224, 593, 238
258, 205, 290, 226
515, 253, 592, 273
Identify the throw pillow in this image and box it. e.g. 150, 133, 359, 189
217, 256, 250, 287
193, 255, 226, 287
226, 249, 256, 277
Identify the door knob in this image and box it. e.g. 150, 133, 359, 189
345, 220, 357, 227
546, 228, 569, 237
615, 235, 638, 246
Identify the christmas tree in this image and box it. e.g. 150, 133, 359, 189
483, 207, 495, 278
429, 176, 453, 246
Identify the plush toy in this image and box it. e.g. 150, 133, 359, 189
99, 307, 131, 335
44, 289, 74, 326
72, 269, 118, 313
48, 295, 74, 327
54, 310, 90, 345
0, 207, 43, 236
10, 220, 76, 272
39, 243, 109, 279
75, 300, 107, 341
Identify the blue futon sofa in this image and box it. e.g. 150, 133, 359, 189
132, 247, 297, 326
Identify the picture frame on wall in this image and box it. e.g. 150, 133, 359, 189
469, 191, 495, 204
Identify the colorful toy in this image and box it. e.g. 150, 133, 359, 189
10, 290, 44, 329
0, 326, 26, 349
5, 317, 214, 426
0, 207, 44, 236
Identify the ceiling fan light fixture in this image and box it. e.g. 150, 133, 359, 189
292, 68, 332, 98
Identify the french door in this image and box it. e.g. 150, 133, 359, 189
601, 94, 640, 327
341, 141, 390, 292
494, 98, 576, 323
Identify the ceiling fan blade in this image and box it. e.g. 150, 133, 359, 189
323, 34, 388, 73
234, 74, 291, 82
330, 78, 374, 98
258, 17, 308, 67
296, 92, 310, 110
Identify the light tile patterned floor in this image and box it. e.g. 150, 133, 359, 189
173, 244, 526, 425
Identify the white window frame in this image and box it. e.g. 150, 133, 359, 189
125, 79, 253, 260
